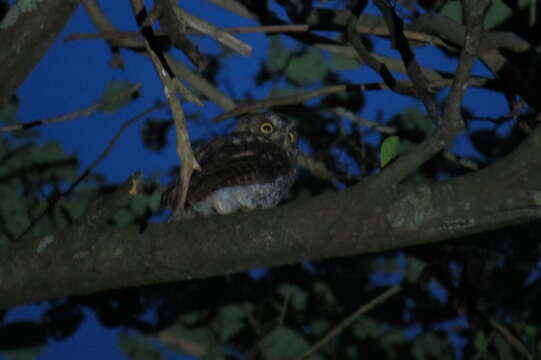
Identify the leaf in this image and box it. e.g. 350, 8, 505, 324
329, 53, 360, 70
98, 80, 137, 113
118, 333, 162, 360
278, 283, 307, 311
400, 108, 432, 134
140, 119, 173, 152
439, 0, 461, 23
286, 49, 328, 86
533, 192, 541, 205
31, 141, 78, 181
212, 304, 245, 342
440, 0, 530, 30
411, 333, 450, 360
473, 331, 489, 353
310, 319, 331, 336
380, 136, 400, 168
484, 0, 512, 30
267, 36, 289, 72
259, 326, 310, 359
161, 323, 219, 359
493, 333, 513, 360
405, 258, 426, 283
3, 345, 44, 360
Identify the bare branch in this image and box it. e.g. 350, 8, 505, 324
346, 13, 415, 98
155, 0, 209, 70
0, 0, 83, 106
179, 8, 252, 56
373, 0, 440, 123
0, 83, 140, 133
130, 0, 201, 211
487, 317, 533, 360
296, 286, 402, 360
211, 85, 357, 122
16, 102, 166, 240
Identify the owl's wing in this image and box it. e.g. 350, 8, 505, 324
161, 133, 294, 208
188, 133, 294, 204
160, 138, 212, 210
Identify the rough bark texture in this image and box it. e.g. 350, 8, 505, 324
0, 0, 83, 106
1, 127, 540, 309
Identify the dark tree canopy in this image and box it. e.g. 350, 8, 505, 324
1, 0, 541, 359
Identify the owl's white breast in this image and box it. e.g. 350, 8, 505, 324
190, 172, 295, 217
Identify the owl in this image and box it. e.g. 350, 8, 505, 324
162, 112, 298, 220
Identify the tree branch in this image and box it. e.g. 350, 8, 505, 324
2, 125, 541, 309
0, 0, 83, 107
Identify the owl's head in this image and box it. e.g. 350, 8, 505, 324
235, 112, 298, 152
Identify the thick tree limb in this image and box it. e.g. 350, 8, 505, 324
1, 125, 541, 309
0, 0, 83, 107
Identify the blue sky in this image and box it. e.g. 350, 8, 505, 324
1, 1, 511, 359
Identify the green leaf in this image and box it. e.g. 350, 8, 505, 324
286, 49, 328, 86
141, 119, 173, 152
212, 304, 245, 342
163, 323, 222, 359
98, 80, 137, 113
473, 331, 489, 353
411, 333, 450, 360
260, 326, 310, 359
494, 333, 513, 360
405, 257, 426, 283
380, 136, 400, 168
484, 0, 512, 29
533, 191, 541, 205
31, 141, 78, 181
2, 346, 44, 360
310, 319, 331, 336
267, 36, 289, 72
353, 318, 386, 339
400, 108, 432, 134
329, 53, 360, 70
440, 0, 531, 30
278, 283, 307, 311
118, 333, 162, 360
439, 0, 461, 23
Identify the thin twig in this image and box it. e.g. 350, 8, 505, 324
277, 292, 291, 328
373, 0, 440, 124
211, 85, 356, 123
179, 8, 251, 56
365, 0, 489, 192
346, 12, 415, 98
487, 317, 533, 360
335, 107, 478, 171
16, 102, 166, 240
130, 0, 201, 213
64, 23, 440, 43
0, 83, 140, 133
155, 0, 209, 70
295, 285, 402, 360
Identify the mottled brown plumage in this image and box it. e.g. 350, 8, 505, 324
162, 112, 298, 220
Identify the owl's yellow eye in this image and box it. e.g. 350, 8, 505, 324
260, 122, 274, 134
288, 131, 296, 144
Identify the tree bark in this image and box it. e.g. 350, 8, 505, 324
0, 0, 83, 106
1, 127, 540, 309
